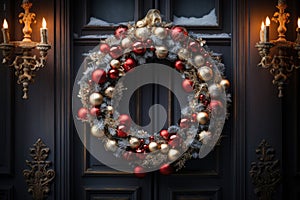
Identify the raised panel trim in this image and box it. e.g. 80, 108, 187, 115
84, 186, 141, 200
0, 186, 14, 200
169, 187, 221, 200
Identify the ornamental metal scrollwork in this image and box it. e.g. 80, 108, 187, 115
23, 138, 55, 200
249, 140, 281, 200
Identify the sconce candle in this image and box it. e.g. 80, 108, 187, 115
260, 21, 265, 43
40, 18, 48, 44
264, 16, 270, 42
1, 19, 10, 43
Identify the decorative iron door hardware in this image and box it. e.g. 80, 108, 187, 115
23, 138, 55, 200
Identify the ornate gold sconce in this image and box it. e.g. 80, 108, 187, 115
0, 0, 51, 99
256, 0, 300, 98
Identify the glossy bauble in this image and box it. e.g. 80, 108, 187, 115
109, 45, 122, 59
108, 69, 119, 80
209, 100, 223, 110
91, 125, 105, 138
110, 59, 121, 69
182, 79, 193, 93
196, 112, 209, 125
155, 46, 168, 59
132, 41, 146, 55
178, 48, 190, 60
90, 107, 100, 116
188, 41, 200, 53
99, 43, 110, 54
174, 60, 184, 71
106, 106, 114, 114
171, 26, 188, 42
92, 69, 107, 84
153, 27, 167, 39
208, 84, 223, 99
168, 134, 181, 148
160, 129, 169, 140
148, 141, 158, 152
114, 25, 128, 39
121, 37, 132, 49
160, 143, 170, 154
179, 118, 189, 129
197, 66, 213, 81
198, 131, 211, 144
117, 125, 128, 138
134, 166, 147, 178
194, 55, 205, 67
89, 93, 103, 106
135, 27, 150, 41
129, 137, 141, 149
220, 79, 230, 89
159, 164, 173, 175
123, 58, 136, 72
105, 139, 118, 152
104, 86, 115, 98
168, 149, 180, 162
77, 107, 88, 120
118, 114, 131, 126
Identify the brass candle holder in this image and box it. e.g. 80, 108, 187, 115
0, 0, 51, 99
255, 0, 300, 98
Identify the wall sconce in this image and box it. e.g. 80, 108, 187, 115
256, 0, 300, 98
0, 0, 51, 99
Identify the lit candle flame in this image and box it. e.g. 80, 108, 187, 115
298, 17, 300, 29
42, 18, 47, 29
261, 21, 265, 30
266, 16, 270, 26
3, 19, 8, 29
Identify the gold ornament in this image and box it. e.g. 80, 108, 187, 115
155, 46, 168, 59
91, 125, 105, 138
104, 86, 115, 98
197, 66, 213, 81
135, 27, 150, 41
105, 139, 118, 152
153, 27, 167, 39
149, 141, 158, 152
194, 55, 205, 67
196, 112, 209, 125
129, 137, 140, 149
208, 84, 222, 99
220, 79, 230, 89
168, 149, 180, 162
89, 93, 103, 106
110, 59, 121, 69
178, 48, 190, 60
121, 38, 132, 49
160, 143, 169, 154
198, 131, 211, 144
107, 106, 114, 114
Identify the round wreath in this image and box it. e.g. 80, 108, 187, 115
75, 9, 230, 177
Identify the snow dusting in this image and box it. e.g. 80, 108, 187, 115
173, 8, 217, 26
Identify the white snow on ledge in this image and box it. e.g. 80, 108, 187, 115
173, 9, 217, 26
86, 17, 133, 26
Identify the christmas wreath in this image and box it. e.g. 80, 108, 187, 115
74, 9, 230, 177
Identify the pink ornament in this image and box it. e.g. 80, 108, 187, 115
77, 108, 88, 120
182, 79, 193, 93
100, 43, 110, 54
134, 166, 147, 178
109, 45, 122, 59
92, 69, 107, 84
159, 164, 173, 175
118, 114, 131, 126
160, 129, 169, 140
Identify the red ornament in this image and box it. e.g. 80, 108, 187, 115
123, 58, 136, 72
143, 144, 149, 151
109, 45, 122, 59
182, 79, 193, 93
160, 129, 169, 140
179, 118, 189, 129
134, 166, 147, 178
209, 100, 223, 110
159, 164, 173, 175
117, 125, 128, 138
118, 114, 131, 126
92, 69, 107, 84
168, 134, 182, 148
199, 94, 205, 102
114, 25, 128, 39
191, 113, 197, 122
100, 43, 110, 54
77, 108, 88, 120
149, 136, 155, 141
108, 69, 119, 79
132, 41, 146, 55
174, 60, 185, 71
188, 41, 200, 53
90, 107, 100, 116
171, 26, 188, 42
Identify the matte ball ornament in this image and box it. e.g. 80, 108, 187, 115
99, 43, 110, 54
129, 137, 141, 149
123, 58, 136, 72
77, 107, 88, 120
89, 93, 103, 106
104, 86, 115, 98
159, 164, 173, 175
153, 27, 167, 39
106, 106, 114, 114
194, 55, 205, 67
90, 107, 100, 116
132, 41, 146, 55
196, 112, 209, 125
110, 59, 121, 69
114, 25, 128, 39
171, 26, 188, 42
178, 48, 190, 60
118, 114, 131, 126
160, 129, 169, 140
135, 27, 150, 41
220, 79, 230, 89
174, 60, 184, 71
155, 46, 168, 59
92, 69, 107, 84
160, 143, 170, 154
149, 142, 158, 152
108, 69, 119, 80
134, 166, 147, 178
121, 37, 132, 49
179, 118, 189, 129
168, 149, 180, 162
197, 66, 213, 81
91, 125, 105, 138
109, 45, 122, 59
182, 79, 193, 93
105, 139, 118, 152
